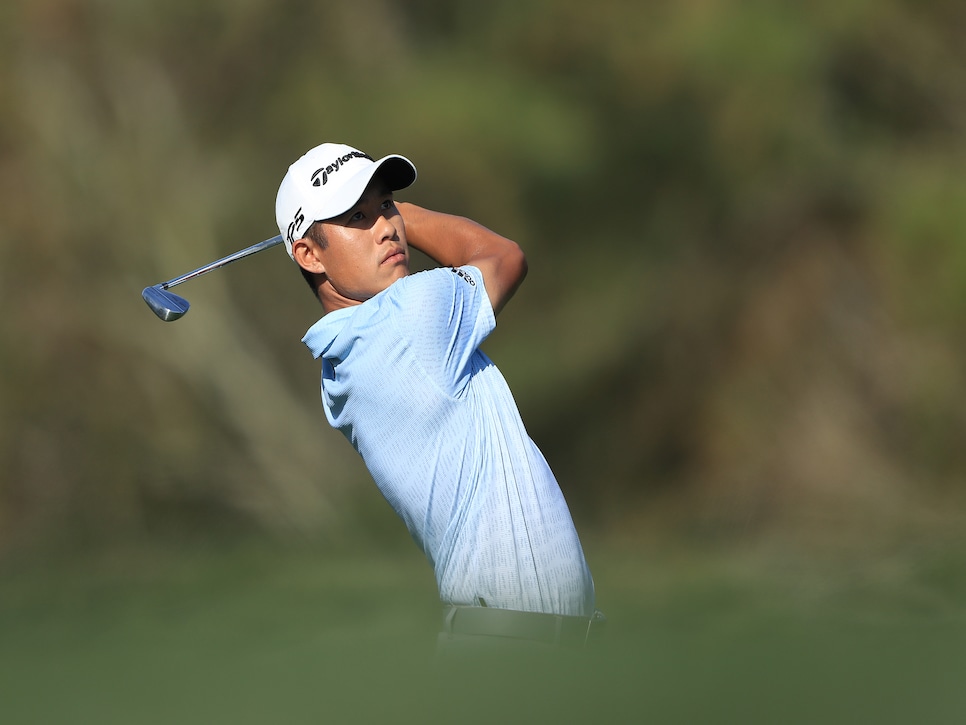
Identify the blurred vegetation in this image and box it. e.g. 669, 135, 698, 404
2, 0, 966, 569
3, 535, 966, 723
4, 1, 966, 720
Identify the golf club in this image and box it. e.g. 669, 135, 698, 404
142, 234, 284, 321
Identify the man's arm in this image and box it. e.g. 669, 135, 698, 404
398, 202, 528, 316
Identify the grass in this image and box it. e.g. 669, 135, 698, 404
2, 525, 966, 724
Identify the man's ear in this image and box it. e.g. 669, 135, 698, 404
292, 237, 326, 275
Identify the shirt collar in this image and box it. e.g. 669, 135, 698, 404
301, 306, 355, 360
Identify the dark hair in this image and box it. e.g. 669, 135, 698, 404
305, 220, 328, 250
298, 222, 328, 294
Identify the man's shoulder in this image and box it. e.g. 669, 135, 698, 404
391, 266, 482, 301
384, 266, 490, 341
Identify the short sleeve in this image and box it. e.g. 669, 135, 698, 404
387, 266, 495, 396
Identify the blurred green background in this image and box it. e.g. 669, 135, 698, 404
3, 0, 966, 721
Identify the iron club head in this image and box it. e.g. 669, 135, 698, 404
142, 285, 190, 322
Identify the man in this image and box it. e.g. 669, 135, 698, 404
275, 142, 602, 651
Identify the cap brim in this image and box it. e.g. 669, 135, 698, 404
321, 154, 417, 223
373, 155, 418, 193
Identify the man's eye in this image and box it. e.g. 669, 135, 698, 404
350, 211, 364, 222
381, 198, 394, 210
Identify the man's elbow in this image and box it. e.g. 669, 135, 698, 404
488, 242, 529, 316
507, 242, 528, 288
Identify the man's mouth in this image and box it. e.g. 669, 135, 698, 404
381, 249, 406, 265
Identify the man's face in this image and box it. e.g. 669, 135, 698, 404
315, 179, 409, 303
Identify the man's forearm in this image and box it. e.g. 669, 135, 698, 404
398, 201, 527, 315
398, 203, 508, 266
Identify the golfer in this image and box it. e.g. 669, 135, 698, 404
276, 143, 602, 651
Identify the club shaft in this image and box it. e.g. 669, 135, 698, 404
160, 234, 284, 290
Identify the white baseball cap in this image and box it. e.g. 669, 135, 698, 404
275, 142, 417, 259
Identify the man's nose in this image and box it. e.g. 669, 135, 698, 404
374, 213, 396, 241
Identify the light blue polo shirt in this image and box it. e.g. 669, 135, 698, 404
302, 266, 595, 617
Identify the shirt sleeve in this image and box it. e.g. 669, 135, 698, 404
388, 266, 495, 396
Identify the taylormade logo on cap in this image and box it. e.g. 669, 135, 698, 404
310, 150, 372, 187
275, 142, 417, 260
